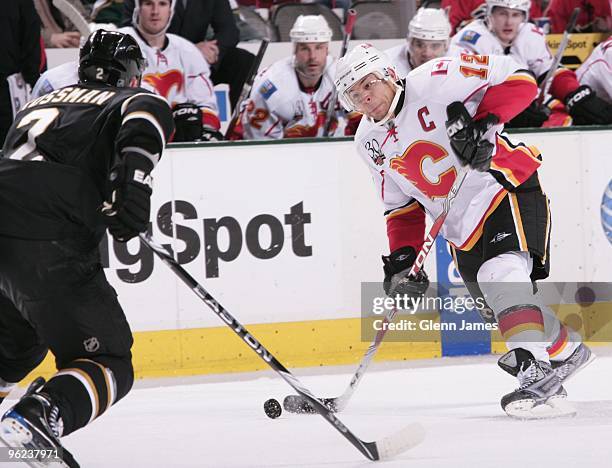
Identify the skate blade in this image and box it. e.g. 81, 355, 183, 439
0, 419, 69, 468
504, 396, 577, 420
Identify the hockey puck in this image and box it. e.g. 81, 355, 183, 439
264, 398, 282, 419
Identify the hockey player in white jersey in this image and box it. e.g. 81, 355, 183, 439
119, 0, 221, 141
335, 43, 593, 418
577, 37, 612, 104
385, 8, 454, 78
450, 0, 612, 127
240, 15, 360, 140
32, 1, 222, 141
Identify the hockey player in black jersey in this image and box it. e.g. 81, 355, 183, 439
0, 30, 174, 467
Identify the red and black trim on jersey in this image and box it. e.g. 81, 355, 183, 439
202, 107, 221, 131
488, 133, 542, 191
385, 199, 426, 253
474, 70, 538, 123
547, 68, 581, 102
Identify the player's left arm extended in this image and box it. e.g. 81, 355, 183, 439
473, 69, 538, 123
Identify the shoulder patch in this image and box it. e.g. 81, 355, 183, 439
259, 79, 278, 100
460, 30, 481, 45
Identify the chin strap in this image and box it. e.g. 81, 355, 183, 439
368, 81, 404, 127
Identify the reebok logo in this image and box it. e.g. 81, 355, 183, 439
490, 232, 512, 244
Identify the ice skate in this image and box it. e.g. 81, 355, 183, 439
0, 377, 79, 468
551, 343, 595, 384
498, 348, 576, 419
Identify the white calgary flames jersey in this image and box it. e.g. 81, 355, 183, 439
354, 54, 541, 250
385, 44, 414, 78
241, 56, 348, 139
32, 61, 79, 98
385, 43, 466, 78
451, 20, 553, 79
577, 37, 612, 104
32, 30, 218, 123
118, 27, 218, 116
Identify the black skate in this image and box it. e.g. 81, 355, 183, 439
0, 377, 79, 467
498, 348, 576, 419
551, 343, 595, 383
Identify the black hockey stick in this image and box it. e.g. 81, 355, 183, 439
284, 102, 473, 415
225, 39, 269, 139
536, 7, 580, 107
323, 9, 357, 137
139, 233, 425, 461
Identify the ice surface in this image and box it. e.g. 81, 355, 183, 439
3, 352, 611, 467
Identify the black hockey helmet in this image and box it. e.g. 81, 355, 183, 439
78, 30, 146, 87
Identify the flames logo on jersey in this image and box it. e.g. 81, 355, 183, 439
390, 141, 456, 199
143, 70, 184, 102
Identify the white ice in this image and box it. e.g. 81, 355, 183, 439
3, 351, 612, 468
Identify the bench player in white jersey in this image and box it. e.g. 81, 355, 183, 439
335, 43, 593, 418
450, 0, 612, 127
119, 0, 221, 141
385, 8, 454, 78
240, 15, 360, 140
577, 37, 612, 104
32, 0, 222, 142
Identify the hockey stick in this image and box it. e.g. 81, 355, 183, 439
536, 7, 580, 107
224, 39, 269, 139
284, 104, 472, 414
284, 305, 399, 414
53, 0, 91, 37
323, 9, 357, 137
139, 233, 425, 461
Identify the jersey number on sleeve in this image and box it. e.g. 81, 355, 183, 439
9, 108, 60, 161
390, 140, 457, 200
459, 54, 489, 80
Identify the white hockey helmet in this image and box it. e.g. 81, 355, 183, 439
290, 15, 333, 43
486, 0, 531, 21
133, 0, 176, 37
408, 8, 452, 42
335, 43, 402, 125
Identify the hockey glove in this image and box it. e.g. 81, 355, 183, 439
102, 152, 153, 242
172, 103, 203, 142
505, 101, 549, 128
565, 85, 612, 125
446, 101, 499, 172
382, 246, 429, 300
201, 127, 225, 142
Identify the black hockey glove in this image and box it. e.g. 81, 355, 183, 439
505, 101, 549, 129
382, 246, 429, 300
102, 152, 153, 242
201, 127, 224, 142
446, 102, 499, 172
565, 85, 612, 125
172, 102, 203, 142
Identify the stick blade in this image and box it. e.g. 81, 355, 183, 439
375, 423, 426, 460
283, 395, 338, 414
